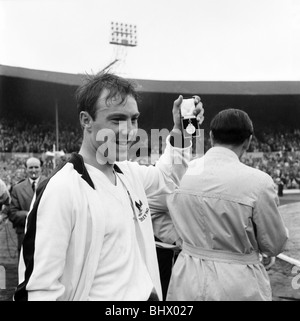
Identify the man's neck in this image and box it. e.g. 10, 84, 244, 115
213, 143, 245, 160
79, 146, 116, 185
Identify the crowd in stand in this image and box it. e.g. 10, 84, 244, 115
243, 129, 300, 190
243, 151, 300, 190
0, 116, 81, 189
0, 117, 82, 154
247, 128, 300, 153
1, 116, 300, 192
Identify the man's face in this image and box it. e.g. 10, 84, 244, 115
26, 158, 42, 180
89, 90, 140, 164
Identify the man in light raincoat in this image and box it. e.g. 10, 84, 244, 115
158, 108, 288, 301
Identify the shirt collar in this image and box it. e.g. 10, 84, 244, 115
29, 177, 40, 185
205, 146, 240, 162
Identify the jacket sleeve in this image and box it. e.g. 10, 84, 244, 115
15, 177, 75, 301
152, 212, 182, 247
136, 136, 191, 200
253, 175, 289, 256
151, 193, 181, 246
8, 187, 28, 228
136, 136, 190, 244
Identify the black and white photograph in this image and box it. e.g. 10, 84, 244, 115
0, 0, 300, 306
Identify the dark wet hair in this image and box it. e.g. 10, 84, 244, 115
210, 108, 254, 145
75, 72, 140, 120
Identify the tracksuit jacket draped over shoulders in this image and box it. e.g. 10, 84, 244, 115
14, 137, 190, 301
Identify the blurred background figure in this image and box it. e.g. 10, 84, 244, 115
7, 157, 47, 254
0, 178, 10, 224
0, 178, 10, 207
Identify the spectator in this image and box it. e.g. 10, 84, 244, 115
0, 177, 10, 209
7, 157, 47, 254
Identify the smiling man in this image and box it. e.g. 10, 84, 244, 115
14, 72, 204, 301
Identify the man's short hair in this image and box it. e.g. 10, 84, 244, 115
210, 108, 254, 145
24, 157, 44, 168
75, 72, 140, 120
25, 157, 43, 168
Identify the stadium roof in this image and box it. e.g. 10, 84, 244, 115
1, 64, 300, 95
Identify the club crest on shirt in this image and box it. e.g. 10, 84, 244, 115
135, 200, 149, 222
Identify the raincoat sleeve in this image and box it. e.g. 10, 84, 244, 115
253, 175, 288, 256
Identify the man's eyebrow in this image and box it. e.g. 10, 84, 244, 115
132, 112, 140, 118
108, 112, 140, 118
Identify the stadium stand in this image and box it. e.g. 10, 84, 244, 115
1, 65, 300, 301
1, 114, 300, 193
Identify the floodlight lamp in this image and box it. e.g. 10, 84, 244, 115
109, 21, 138, 46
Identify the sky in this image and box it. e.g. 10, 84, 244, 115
0, 0, 300, 81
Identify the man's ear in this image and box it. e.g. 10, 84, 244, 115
79, 111, 93, 131
243, 135, 253, 151
209, 130, 214, 147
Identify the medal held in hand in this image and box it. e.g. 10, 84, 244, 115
180, 98, 200, 138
